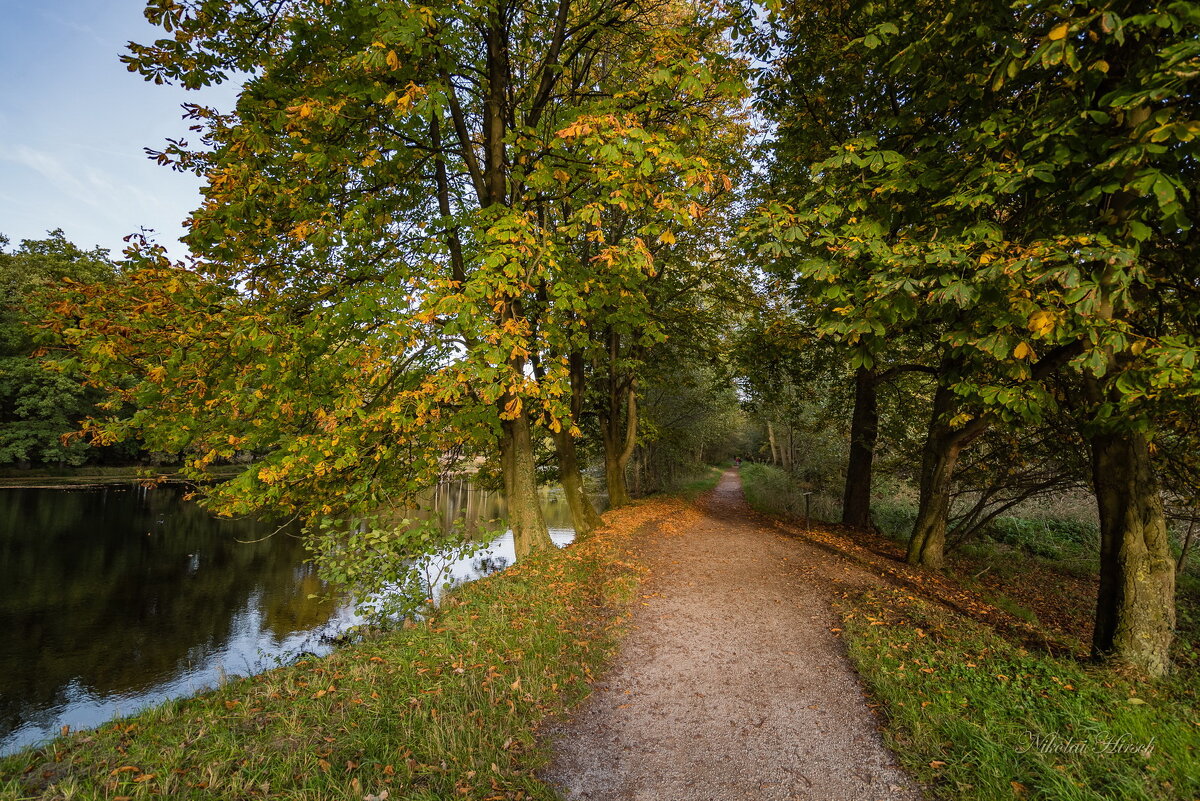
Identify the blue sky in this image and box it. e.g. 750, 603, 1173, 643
0, 0, 236, 258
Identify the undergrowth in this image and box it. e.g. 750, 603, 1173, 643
739, 462, 840, 522
0, 503, 659, 800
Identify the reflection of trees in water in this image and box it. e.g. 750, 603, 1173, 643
472, 555, 511, 575
400, 480, 582, 536
0, 487, 337, 740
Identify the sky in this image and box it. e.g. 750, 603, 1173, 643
0, 0, 237, 259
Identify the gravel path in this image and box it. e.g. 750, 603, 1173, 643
542, 470, 923, 801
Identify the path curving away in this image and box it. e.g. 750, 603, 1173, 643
541, 470, 923, 801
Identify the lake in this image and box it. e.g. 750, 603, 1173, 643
0, 481, 582, 754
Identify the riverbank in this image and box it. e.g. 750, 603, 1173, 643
0, 499, 676, 800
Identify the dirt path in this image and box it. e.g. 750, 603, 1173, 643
541, 470, 923, 801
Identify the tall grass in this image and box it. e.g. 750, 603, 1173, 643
739, 462, 841, 522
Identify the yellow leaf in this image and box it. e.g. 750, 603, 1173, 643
386, 50, 400, 70
657, 230, 676, 245
1013, 342, 1034, 360
1028, 310, 1056, 336
1048, 23, 1069, 40
552, 169, 571, 183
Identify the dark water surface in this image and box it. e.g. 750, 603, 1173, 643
0, 482, 582, 754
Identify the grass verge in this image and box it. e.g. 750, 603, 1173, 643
675, 466, 724, 500
837, 587, 1200, 801
0, 504, 658, 800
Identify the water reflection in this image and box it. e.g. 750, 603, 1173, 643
0, 485, 347, 754
0, 480, 591, 754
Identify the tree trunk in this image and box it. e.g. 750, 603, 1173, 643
601, 330, 637, 508
602, 388, 636, 507
500, 411, 552, 559
551, 351, 603, 535
784, 425, 794, 472
1179, 518, 1197, 576
907, 385, 960, 569
842, 367, 878, 529
906, 446, 959, 569
554, 427, 602, 536
767, 420, 779, 465
1089, 429, 1176, 676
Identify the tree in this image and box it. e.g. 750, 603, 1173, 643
0, 231, 115, 467
52, 0, 747, 559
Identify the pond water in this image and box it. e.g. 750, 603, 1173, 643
0, 481, 583, 755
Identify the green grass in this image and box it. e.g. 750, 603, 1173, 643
838, 587, 1200, 801
0, 513, 646, 800
675, 465, 724, 500
980, 592, 1040, 626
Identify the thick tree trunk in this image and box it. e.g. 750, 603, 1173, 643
906, 443, 960, 569
500, 411, 552, 559
908, 385, 960, 568
554, 427, 602, 536
601, 330, 637, 508
1089, 429, 1176, 676
842, 367, 878, 529
602, 390, 636, 507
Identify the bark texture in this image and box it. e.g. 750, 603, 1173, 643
500, 412, 552, 559
602, 389, 636, 508
1089, 429, 1176, 676
555, 427, 602, 536
601, 331, 637, 508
